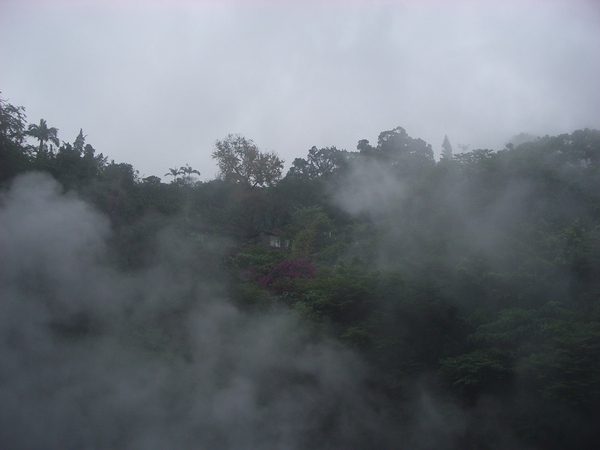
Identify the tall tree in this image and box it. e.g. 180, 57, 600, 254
212, 134, 283, 188
179, 164, 201, 186
26, 118, 59, 155
73, 129, 85, 155
0, 95, 29, 182
441, 135, 453, 160
165, 167, 183, 182
0, 94, 27, 145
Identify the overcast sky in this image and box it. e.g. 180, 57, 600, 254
1, 0, 599, 180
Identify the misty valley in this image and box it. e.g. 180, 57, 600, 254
1, 96, 600, 449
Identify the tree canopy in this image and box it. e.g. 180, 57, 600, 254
26, 118, 59, 155
212, 134, 284, 188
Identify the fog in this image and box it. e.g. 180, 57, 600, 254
0, 173, 393, 449
0, 167, 547, 449
1, 1, 599, 447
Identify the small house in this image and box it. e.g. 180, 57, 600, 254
259, 230, 290, 250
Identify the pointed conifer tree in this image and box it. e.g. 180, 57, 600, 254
441, 135, 453, 161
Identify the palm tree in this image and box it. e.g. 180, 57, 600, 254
164, 167, 183, 181
164, 165, 201, 185
179, 164, 201, 185
26, 119, 59, 154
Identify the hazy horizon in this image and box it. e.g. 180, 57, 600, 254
1, 0, 598, 180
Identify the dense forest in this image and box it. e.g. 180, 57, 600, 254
1, 94, 600, 449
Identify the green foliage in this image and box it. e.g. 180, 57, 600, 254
2, 96, 600, 448
451, 302, 600, 409
228, 245, 285, 277
340, 325, 373, 350
0, 95, 27, 144
232, 281, 274, 310
469, 307, 540, 351
212, 134, 284, 187
358, 126, 435, 176
138, 177, 183, 216
287, 206, 334, 259
368, 276, 472, 380
440, 134, 453, 160
521, 304, 600, 407
26, 118, 59, 155
164, 164, 201, 186
0, 96, 30, 183
438, 348, 513, 401
287, 146, 350, 179
300, 262, 377, 326
52, 130, 107, 189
